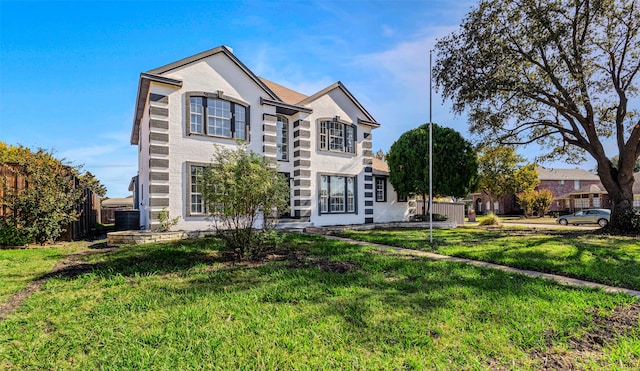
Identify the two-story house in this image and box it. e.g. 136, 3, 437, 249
130, 46, 411, 231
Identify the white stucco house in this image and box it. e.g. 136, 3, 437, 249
130, 46, 414, 231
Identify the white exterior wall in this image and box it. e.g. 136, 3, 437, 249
372, 179, 415, 223
139, 54, 270, 230
134, 49, 413, 231
305, 91, 370, 226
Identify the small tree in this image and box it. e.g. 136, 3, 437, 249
157, 207, 179, 232
477, 146, 539, 214
534, 189, 554, 217
387, 123, 478, 215
200, 145, 289, 260
517, 189, 537, 217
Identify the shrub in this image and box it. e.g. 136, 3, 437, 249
478, 212, 502, 226
614, 209, 640, 233
412, 213, 448, 222
1, 144, 84, 244
157, 208, 179, 232
200, 145, 289, 260
0, 219, 33, 246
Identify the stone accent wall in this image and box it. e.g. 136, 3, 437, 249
292, 120, 312, 221
262, 114, 277, 164
362, 132, 374, 222
148, 94, 170, 229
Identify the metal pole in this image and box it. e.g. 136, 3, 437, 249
429, 50, 433, 243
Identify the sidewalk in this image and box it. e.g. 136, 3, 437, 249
321, 235, 640, 298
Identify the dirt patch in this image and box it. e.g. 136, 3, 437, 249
287, 253, 361, 274
0, 246, 118, 320
529, 301, 640, 369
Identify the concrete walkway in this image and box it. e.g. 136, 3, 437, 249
322, 235, 640, 298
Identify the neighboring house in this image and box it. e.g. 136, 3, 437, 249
130, 46, 413, 231
471, 166, 604, 215
555, 171, 640, 213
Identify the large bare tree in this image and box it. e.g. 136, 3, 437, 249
434, 0, 640, 228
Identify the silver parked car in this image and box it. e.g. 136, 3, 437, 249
557, 209, 611, 227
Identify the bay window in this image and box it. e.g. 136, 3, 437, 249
319, 120, 356, 154
319, 175, 356, 214
187, 94, 248, 140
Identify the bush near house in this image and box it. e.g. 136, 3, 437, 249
200, 145, 289, 260
1, 143, 86, 245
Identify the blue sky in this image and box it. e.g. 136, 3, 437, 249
0, 0, 564, 197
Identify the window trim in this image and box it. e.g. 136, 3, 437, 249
186, 162, 209, 217
318, 173, 358, 215
317, 118, 357, 155
185, 92, 250, 141
375, 176, 387, 202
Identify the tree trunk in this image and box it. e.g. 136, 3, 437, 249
597, 161, 635, 228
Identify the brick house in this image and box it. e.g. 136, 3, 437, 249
129, 46, 414, 231
472, 166, 604, 215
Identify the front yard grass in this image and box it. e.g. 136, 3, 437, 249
339, 228, 640, 291
1, 234, 638, 369
0, 245, 74, 305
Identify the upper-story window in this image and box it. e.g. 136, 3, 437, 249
319, 120, 356, 154
187, 93, 249, 140
277, 115, 289, 161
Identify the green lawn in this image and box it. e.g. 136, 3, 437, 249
0, 246, 73, 305
339, 228, 640, 291
1, 234, 638, 369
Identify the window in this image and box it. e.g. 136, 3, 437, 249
319, 175, 356, 214
397, 193, 407, 202
190, 97, 204, 134
319, 120, 356, 154
189, 165, 206, 215
375, 177, 386, 202
277, 115, 288, 161
574, 180, 581, 190
187, 94, 248, 140
574, 194, 589, 209
634, 195, 640, 209
593, 194, 600, 208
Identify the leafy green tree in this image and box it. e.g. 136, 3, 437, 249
200, 145, 289, 260
387, 123, 478, 215
478, 146, 539, 213
434, 0, 640, 229
1, 143, 84, 244
80, 171, 107, 198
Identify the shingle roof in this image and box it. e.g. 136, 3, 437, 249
372, 158, 389, 175
536, 166, 600, 181
259, 78, 308, 105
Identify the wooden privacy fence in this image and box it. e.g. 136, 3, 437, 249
415, 200, 466, 225
1, 163, 99, 241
